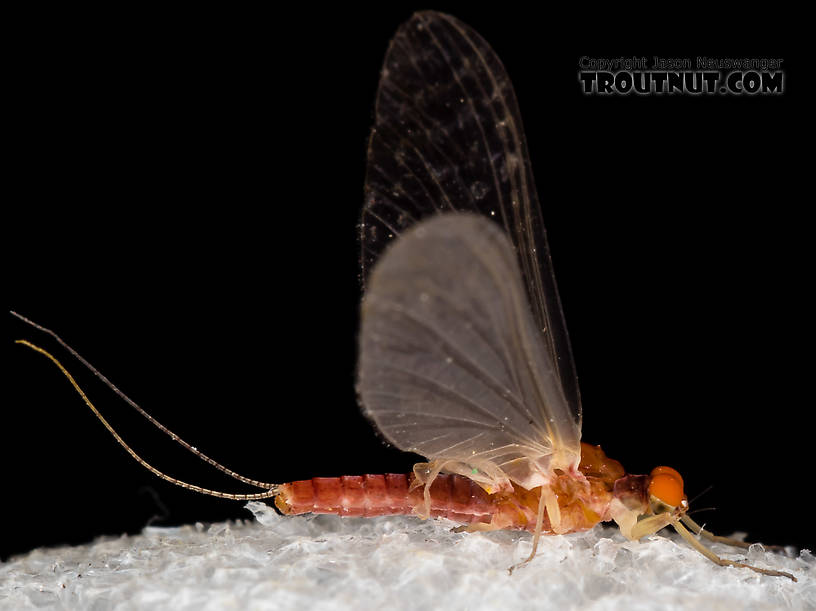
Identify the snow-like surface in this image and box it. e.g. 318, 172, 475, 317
1, 502, 812, 610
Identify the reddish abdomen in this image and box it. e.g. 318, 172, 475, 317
275, 473, 493, 524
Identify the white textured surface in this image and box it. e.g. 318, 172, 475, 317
1, 502, 812, 610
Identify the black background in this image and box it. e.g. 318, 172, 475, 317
5, 6, 808, 560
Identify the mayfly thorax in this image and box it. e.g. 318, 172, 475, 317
12, 11, 796, 581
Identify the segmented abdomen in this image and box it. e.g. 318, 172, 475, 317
274, 473, 494, 524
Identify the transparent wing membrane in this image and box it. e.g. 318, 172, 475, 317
358, 215, 581, 491
361, 11, 581, 423
359, 11, 582, 489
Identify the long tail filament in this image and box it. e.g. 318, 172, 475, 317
13, 312, 278, 501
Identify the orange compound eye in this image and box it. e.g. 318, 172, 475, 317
650, 466, 683, 487
648, 466, 684, 507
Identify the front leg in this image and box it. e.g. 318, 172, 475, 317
451, 521, 502, 534
672, 521, 796, 581
680, 514, 785, 552
629, 512, 676, 540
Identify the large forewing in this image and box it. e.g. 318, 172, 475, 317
361, 11, 581, 427
358, 214, 581, 491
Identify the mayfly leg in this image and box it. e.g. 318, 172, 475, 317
680, 513, 786, 552
671, 519, 796, 582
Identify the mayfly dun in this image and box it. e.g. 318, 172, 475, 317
13, 11, 796, 581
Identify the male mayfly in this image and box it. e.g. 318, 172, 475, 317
13, 11, 795, 581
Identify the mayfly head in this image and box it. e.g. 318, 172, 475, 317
609, 468, 688, 541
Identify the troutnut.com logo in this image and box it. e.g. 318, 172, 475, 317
578, 56, 785, 95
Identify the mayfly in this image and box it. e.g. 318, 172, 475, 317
13, 11, 795, 581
